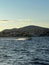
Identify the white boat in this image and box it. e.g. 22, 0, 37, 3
16, 37, 32, 40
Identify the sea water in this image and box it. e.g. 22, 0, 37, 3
0, 37, 49, 65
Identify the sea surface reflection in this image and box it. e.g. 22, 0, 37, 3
0, 37, 49, 65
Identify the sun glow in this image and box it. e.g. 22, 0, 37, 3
0, 19, 49, 31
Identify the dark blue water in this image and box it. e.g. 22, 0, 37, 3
0, 37, 49, 65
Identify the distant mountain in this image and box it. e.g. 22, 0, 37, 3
0, 25, 49, 37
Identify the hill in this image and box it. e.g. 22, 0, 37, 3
0, 25, 49, 37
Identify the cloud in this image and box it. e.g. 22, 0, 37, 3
0, 20, 8, 21
15, 19, 32, 22
0, 19, 33, 31
0, 19, 32, 22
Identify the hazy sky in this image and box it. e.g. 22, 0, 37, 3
0, 0, 49, 31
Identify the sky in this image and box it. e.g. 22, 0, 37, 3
0, 0, 49, 31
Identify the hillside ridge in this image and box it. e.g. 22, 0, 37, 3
0, 25, 49, 37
